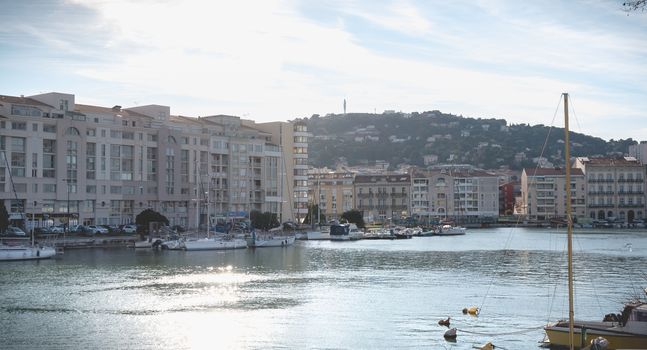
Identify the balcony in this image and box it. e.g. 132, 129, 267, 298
588, 204, 612, 208
618, 203, 644, 208
588, 179, 614, 183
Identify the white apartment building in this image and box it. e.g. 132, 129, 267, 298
411, 168, 498, 223
520, 168, 586, 222
574, 157, 646, 222
0, 92, 307, 229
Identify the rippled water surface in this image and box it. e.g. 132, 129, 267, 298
1, 228, 646, 349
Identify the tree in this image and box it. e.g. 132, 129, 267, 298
135, 209, 169, 238
341, 209, 365, 229
250, 211, 279, 231
303, 204, 326, 225
0, 201, 9, 234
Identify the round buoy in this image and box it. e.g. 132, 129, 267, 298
443, 327, 457, 340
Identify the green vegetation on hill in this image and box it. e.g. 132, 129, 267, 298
300, 111, 635, 170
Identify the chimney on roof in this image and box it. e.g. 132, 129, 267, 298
20, 95, 24, 98
112, 105, 122, 112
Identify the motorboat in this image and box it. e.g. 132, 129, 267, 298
434, 224, 466, 236
544, 301, 647, 349
329, 223, 363, 241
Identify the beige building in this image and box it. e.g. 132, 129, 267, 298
0, 92, 306, 229
354, 174, 410, 224
574, 157, 645, 222
520, 168, 586, 222
308, 169, 355, 222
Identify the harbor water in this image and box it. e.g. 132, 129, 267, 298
1, 227, 646, 349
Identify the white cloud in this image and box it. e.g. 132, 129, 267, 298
41, 0, 647, 141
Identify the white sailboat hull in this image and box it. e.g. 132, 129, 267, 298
183, 238, 247, 251
247, 235, 295, 247
0, 245, 56, 261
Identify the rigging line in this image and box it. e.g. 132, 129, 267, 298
546, 228, 567, 324
547, 229, 570, 322
573, 230, 605, 317
567, 94, 584, 135
477, 94, 564, 316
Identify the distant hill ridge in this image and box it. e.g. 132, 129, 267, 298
299, 111, 635, 170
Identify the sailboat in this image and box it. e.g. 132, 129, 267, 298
543, 93, 647, 349
0, 227, 56, 261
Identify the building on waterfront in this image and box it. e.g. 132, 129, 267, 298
354, 173, 410, 224
574, 156, 645, 223
308, 168, 355, 222
410, 167, 498, 224
0, 92, 307, 229
520, 167, 586, 223
499, 180, 520, 216
628, 141, 647, 165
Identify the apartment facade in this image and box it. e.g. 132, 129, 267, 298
308, 169, 355, 222
520, 168, 586, 222
0, 92, 306, 229
354, 174, 410, 224
411, 168, 499, 223
574, 157, 646, 222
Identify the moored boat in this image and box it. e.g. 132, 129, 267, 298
0, 243, 56, 261
329, 223, 363, 241
544, 302, 647, 349
246, 232, 295, 247
183, 236, 247, 251
434, 224, 466, 236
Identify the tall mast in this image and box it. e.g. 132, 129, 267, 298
563, 92, 575, 350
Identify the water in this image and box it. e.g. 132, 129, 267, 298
1, 228, 646, 349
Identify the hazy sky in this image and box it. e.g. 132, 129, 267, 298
1, 0, 646, 141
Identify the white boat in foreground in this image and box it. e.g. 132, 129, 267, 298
183, 236, 247, 251
0, 244, 56, 261
246, 232, 295, 247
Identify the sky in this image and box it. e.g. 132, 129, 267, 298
1, 0, 646, 141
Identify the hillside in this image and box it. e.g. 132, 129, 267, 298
300, 111, 635, 170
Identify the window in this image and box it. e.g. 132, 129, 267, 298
44, 124, 56, 133
65, 127, 80, 136
11, 105, 42, 117
12, 122, 27, 130
44, 184, 56, 193
87, 128, 96, 136
32, 123, 38, 132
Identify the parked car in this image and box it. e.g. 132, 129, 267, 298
5, 226, 27, 236
86, 225, 109, 234
49, 225, 65, 233
34, 227, 53, 235
121, 224, 137, 234
171, 225, 186, 233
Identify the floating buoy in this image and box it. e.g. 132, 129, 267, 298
443, 327, 457, 340
478, 342, 494, 350
438, 316, 451, 327
462, 306, 479, 315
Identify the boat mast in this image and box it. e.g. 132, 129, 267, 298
563, 92, 575, 350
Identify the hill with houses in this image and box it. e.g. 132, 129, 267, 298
300, 111, 635, 171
